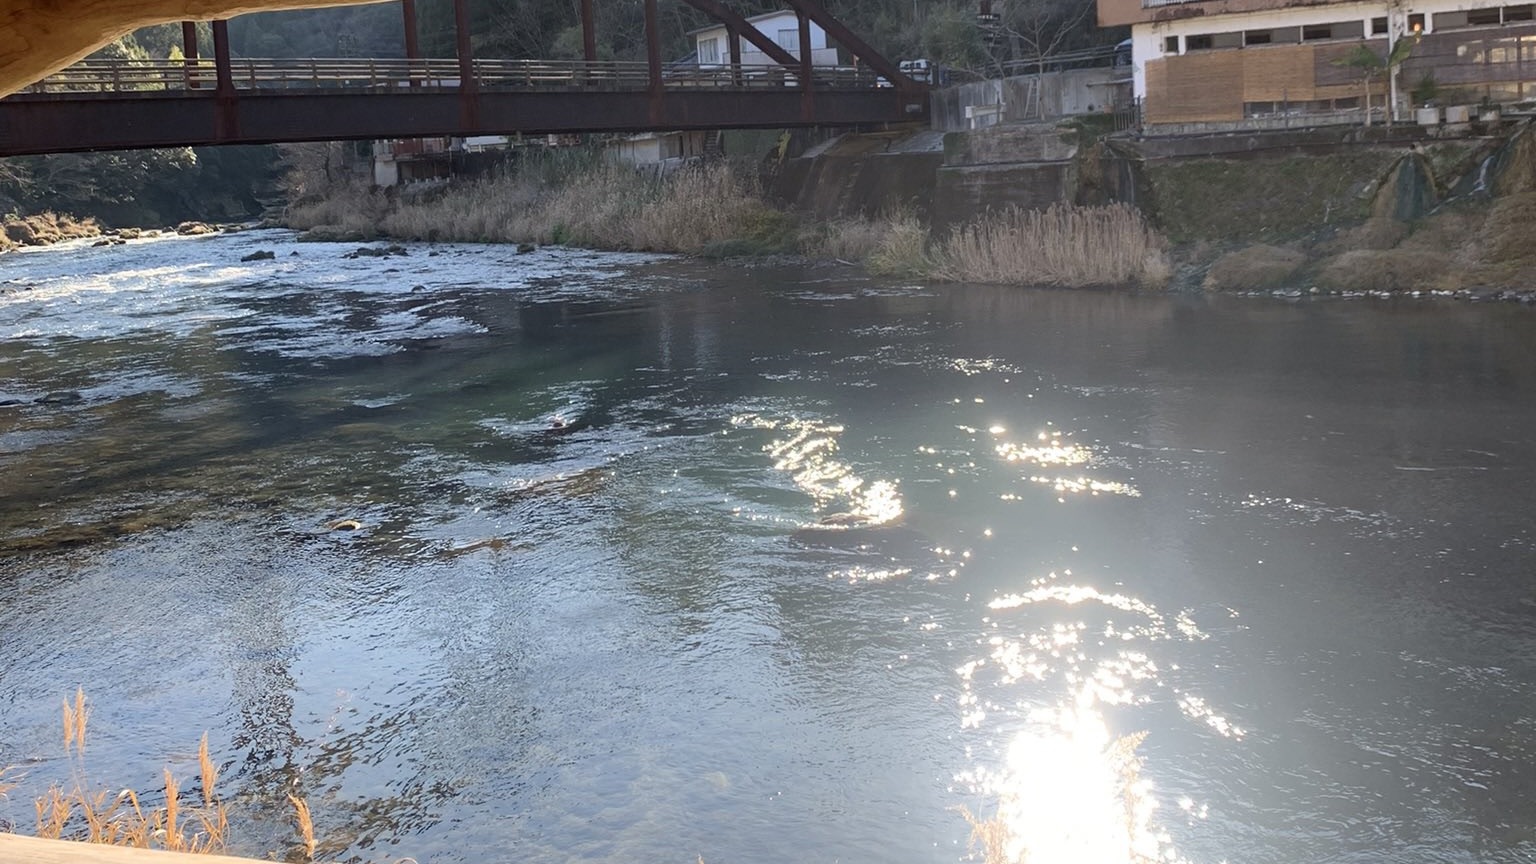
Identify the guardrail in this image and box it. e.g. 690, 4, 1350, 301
20, 57, 895, 94
998, 44, 1124, 76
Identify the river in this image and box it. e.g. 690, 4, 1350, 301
1, 230, 1534, 863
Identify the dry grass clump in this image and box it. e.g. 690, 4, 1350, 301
285, 183, 389, 236
288, 793, 316, 860
0, 212, 103, 251
809, 215, 891, 261
1480, 191, 1536, 264
1202, 244, 1306, 291
1315, 248, 1451, 292
805, 208, 932, 276
25, 689, 231, 855
867, 211, 931, 277
375, 160, 788, 255
1327, 216, 1410, 253
933, 203, 1170, 288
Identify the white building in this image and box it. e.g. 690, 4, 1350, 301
1101, 0, 1536, 126
690, 10, 839, 69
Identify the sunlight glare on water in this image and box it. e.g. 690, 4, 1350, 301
956, 565, 1241, 864
5, 233, 1536, 864
733, 412, 904, 527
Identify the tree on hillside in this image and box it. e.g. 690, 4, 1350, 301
1334, 35, 1416, 127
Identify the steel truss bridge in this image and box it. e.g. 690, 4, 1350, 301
0, 0, 928, 157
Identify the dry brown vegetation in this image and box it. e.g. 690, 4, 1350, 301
1326, 216, 1410, 253
27, 689, 232, 854
292, 157, 796, 256
1202, 244, 1306, 291
0, 691, 350, 862
933, 203, 1171, 288
1315, 248, 1451, 293
0, 211, 102, 253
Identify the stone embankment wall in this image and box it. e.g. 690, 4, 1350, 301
769, 119, 1502, 240
770, 117, 1536, 294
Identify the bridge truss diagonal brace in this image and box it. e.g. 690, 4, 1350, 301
676, 0, 800, 69
781, 0, 916, 90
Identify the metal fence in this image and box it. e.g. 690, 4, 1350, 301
22, 57, 897, 94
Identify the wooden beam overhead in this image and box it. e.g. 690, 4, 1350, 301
0, 0, 393, 97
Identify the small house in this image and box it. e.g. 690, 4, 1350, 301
691, 10, 839, 69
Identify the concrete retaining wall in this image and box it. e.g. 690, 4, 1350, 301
930, 69, 1124, 132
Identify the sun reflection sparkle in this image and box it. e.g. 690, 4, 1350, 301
956, 571, 1240, 862
733, 413, 904, 527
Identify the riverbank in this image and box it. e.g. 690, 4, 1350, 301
0, 212, 102, 252
767, 119, 1536, 300
276, 120, 1536, 298
282, 156, 1172, 290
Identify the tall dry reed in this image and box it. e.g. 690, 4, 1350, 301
27, 691, 231, 855
934, 202, 1171, 288
288, 793, 317, 860
373, 158, 786, 255
808, 207, 931, 276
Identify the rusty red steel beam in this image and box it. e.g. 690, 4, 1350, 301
579, 0, 597, 63
797, 8, 813, 117
181, 20, 200, 89
728, 28, 741, 86
781, 0, 914, 89
210, 18, 237, 139
0, 88, 924, 156
401, 0, 420, 59
676, 0, 800, 69
452, 0, 478, 128
401, 0, 421, 87
643, 0, 662, 124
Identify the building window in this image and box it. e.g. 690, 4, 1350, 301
1408, 13, 1426, 32
1309, 20, 1363, 39
1470, 7, 1503, 25
776, 28, 800, 52
1165, 35, 1180, 52
697, 37, 720, 64
1244, 29, 1273, 44
1186, 33, 1214, 50
1509, 5, 1535, 21
1371, 16, 1389, 34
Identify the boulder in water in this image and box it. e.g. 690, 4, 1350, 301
176, 221, 216, 236
240, 249, 276, 262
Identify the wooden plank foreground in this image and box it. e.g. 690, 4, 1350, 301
0, 833, 267, 864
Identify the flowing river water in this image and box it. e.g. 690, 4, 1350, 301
2, 231, 1535, 863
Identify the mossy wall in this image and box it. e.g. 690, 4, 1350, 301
1139, 150, 1403, 242
771, 124, 1497, 244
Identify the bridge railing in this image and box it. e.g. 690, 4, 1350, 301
21, 58, 894, 94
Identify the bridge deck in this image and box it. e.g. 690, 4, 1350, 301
0, 57, 928, 156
